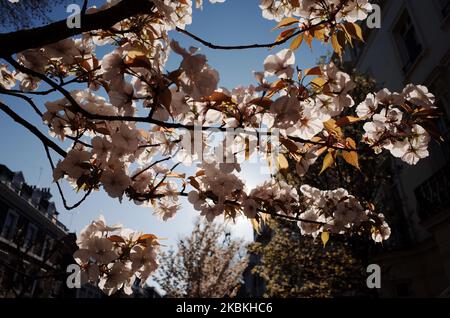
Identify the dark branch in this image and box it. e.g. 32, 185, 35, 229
0, 88, 43, 117
0, 101, 67, 157
42, 143, 92, 211
0, 0, 155, 58
175, 17, 334, 51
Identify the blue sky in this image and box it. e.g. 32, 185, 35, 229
0, 0, 330, 248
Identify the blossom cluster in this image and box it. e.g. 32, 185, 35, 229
298, 185, 390, 242
73, 216, 159, 295
359, 85, 436, 165
187, 167, 304, 223
260, 0, 373, 23
187, 167, 389, 243
263, 49, 356, 140
188, 163, 245, 221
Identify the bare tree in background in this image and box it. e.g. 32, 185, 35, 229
0, 0, 71, 30
155, 218, 248, 298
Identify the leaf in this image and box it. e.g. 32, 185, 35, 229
138, 234, 157, 241
310, 77, 327, 89
343, 22, 364, 42
126, 49, 146, 59
290, 34, 303, 51
319, 151, 335, 174
137, 234, 158, 244
93, 125, 110, 135
108, 235, 125, 243
167, 69, 183, 83
303, 33, 314, 48
280, 137, 301, 155
321, 231, 330, 247
188, 176, 201, 190
313, 26, 327, 41
331, 33, 343, 58
418, 120, 444, 141
275, 27, 297, 43
248, 97, 273, 108
267, 79, 286, 98
342, 138, 360, 170
266, 147, 273, 175
166, 172, 186, 178
336, 116, 361, 127
245, 137, 250, 161
195, 170, 205, 177
324, 119, 343, 138
260, 212, 271, 224
204, 91, 232, 104
124, 55, 151, 68
251, 218, 262, 235
276, 153, 290, 172
304, 66, 322, 76
159, 87, 172, 108
273, 17, 299, 30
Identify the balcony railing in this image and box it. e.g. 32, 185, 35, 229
415, 162, 450, 222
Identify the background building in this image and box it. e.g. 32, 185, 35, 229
341, 0, 450, 297
0, 163, 162, 298
0, 163, 75, 297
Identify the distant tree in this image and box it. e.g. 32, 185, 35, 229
0, 0, 69, 30
248, 219, 368, 298
155, 218, 248, 298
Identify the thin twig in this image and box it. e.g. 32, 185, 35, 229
42, 143, 92, 211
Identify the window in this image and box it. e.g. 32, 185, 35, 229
23, 223, 38, 251
0, 268, 4, 286
393, 11, 423, 74
33, 232, 45, 257
435, 95, 450, 158
41, 236, 55, 259
1, 210, 18, 240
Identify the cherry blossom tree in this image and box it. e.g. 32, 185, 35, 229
155, 218, 247, 298
0, 0, 443, 295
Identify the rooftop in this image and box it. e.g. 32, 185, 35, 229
0, 163, 68, 233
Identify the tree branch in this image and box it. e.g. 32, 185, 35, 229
0, 101, 67, 157
0, 88, 43, 117
0, 0, 155, 58
174, 11, 338, 51
176, 23, 306, 51
42, 143, 92, 211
